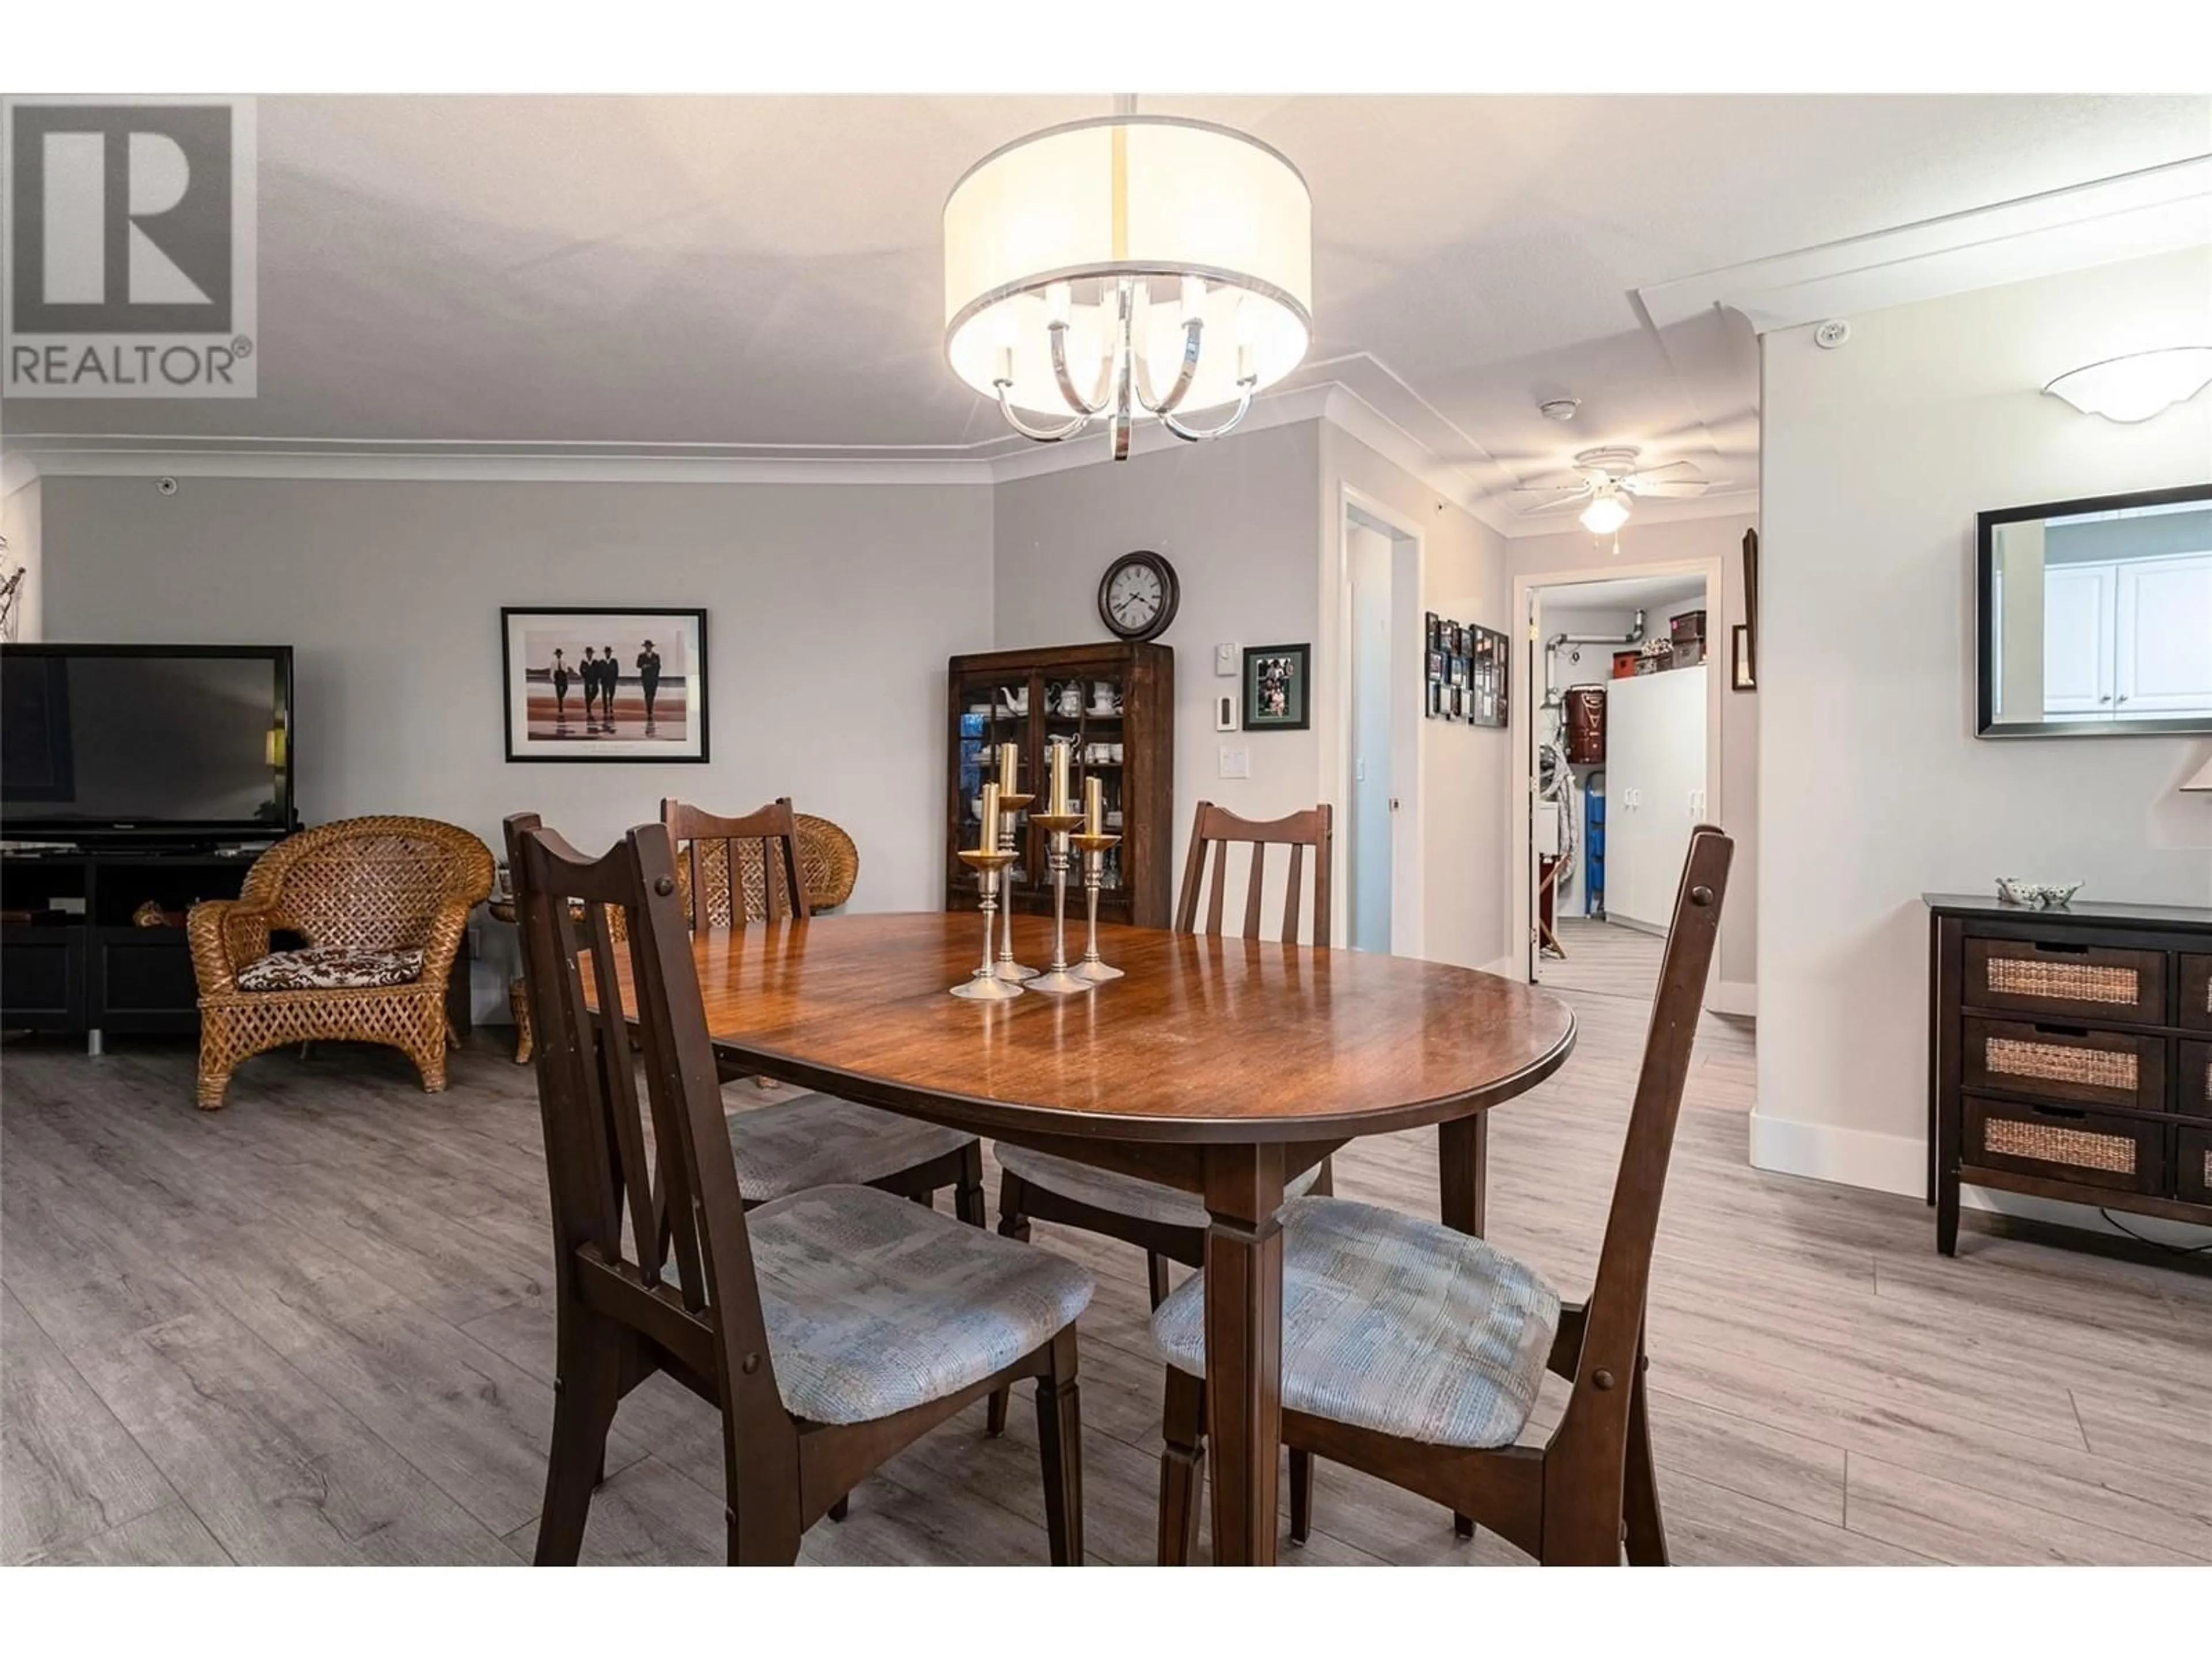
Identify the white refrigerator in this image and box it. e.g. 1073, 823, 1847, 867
1602, 666, 1707, 932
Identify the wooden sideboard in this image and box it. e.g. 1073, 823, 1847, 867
1926, 893, 2212, 1255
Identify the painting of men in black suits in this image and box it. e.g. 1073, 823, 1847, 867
504, 608, 709, 762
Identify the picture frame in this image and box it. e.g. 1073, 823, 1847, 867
1427, 681, 1444, 717
1730, 622, 1757, 692
501, 606, 710, 762
1242, 642, 1310, 730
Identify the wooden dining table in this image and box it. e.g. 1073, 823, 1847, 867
605, 909, 1577, 1565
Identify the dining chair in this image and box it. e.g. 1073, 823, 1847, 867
661, 797, 986, 1228
1150, 824, 1732, 1565
987, 801, 1336, 1438
505, 813, 1092, 1565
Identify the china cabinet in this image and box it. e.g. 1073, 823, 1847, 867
945, 643, 1174, 928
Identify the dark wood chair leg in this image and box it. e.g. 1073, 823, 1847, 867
1623, 1357, 1668, 1566
986, 1172, 1033, 1438
1454, 1512, 1476, 1539
1289, 1448, 1313, 1545
1146, 1251, 1171, 1310
1034, 1328, 1084, 1566
827, 1494, 850, 1524
535, 1315, 624, 1565
1156, 1367, 1206, 1566
955, 1141, 987, 1229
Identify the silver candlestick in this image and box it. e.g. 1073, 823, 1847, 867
1025, 810, 1090, 995
1068, 830, 1123, 982
994, 789, 1039, 981
950, 848, 1022, 1001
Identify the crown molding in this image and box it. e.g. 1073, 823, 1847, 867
1639, 153, 2212, 335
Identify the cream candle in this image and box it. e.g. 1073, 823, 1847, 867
980, 780, 1001, 851
1049, 739, 1070, 815
999, 740, 1021, 795
1084, 773, 1103, 836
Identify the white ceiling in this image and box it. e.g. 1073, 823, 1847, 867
7, 94, 2209, 525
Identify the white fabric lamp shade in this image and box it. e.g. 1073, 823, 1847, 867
944, 118, 1312, 416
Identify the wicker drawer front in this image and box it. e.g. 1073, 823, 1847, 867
2183, 956, 2212, 1033
1963, 938, 2164, 1024
2183, 1041, 2212, 1120
1961, 1096, 2165, 1195
1960, 1017, 2164, 1112
2179, 1128, 2212, 1206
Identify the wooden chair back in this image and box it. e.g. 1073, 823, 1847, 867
502, 813, 786, 1459
1172, 801, 1334, 947
1552, 825, 1732, 1475
660, 796, 810, 930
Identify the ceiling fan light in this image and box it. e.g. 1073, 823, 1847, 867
1580, 493, 1631, 535
2044, 347, 2212, 424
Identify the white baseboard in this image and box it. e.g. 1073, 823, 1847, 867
1749, 1111, 1924, 1198
1749, 1111, 2212, 1247
1707, 979, 1757, 1018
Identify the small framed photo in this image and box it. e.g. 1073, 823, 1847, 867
1449, 655, 1468, 688
501, 607, 709, 762
1242, 643, 1311, 730
1427, 681, 1444, 717
1731, 623, 1758, 691
1425, 611, 1442, 652
1426, 649, 1445, 682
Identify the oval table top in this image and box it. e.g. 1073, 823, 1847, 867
607, 911, 1576, 1146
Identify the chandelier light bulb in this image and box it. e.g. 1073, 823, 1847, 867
2043, 347, 2212, 423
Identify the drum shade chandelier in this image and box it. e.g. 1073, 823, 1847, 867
944, 104, 1312, 460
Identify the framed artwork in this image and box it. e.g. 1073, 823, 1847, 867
1731, 623, 1758, 692
1427, 681, 1444, 717
501, 607, 710, 762
1242, 643, 1310, 730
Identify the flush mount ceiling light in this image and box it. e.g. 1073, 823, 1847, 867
944, 102, 1312, 460
1580, 486, 1632, 536
2043, 347, 2212, 423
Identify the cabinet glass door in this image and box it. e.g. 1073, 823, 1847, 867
1041, 669, 1127, 895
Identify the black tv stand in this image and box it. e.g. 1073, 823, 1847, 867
1, 844, 266, 1051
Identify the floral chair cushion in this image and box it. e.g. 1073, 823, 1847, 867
237, 944, 426, 993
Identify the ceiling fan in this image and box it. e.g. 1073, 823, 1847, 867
1511, 446, 1724, 534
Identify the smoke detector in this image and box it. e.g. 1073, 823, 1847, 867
1538, 397, 1581, 422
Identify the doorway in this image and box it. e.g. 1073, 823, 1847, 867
1338, 494, 1422, 955
1525, 570, 1710, 999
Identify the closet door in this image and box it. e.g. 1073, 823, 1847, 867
2114, 551, 2212, 717
1604, 668, 1706, 931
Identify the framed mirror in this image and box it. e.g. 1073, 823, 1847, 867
1976, 482, 2212, 738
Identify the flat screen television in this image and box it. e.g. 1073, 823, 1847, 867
1, 644, 294, 842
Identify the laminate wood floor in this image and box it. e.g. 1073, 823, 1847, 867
6, 979, 2209, 1566
1539, 916, 1666, 1002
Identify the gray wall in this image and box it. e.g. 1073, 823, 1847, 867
1758, 245, 2212, 1218
994, 422, 1327, 930
39, 475, 995, 913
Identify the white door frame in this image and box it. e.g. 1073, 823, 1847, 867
1506, 552, 1724, 983
1321, 483, 1426, 954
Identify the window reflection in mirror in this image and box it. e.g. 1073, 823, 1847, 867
1978, 486, 2212, 737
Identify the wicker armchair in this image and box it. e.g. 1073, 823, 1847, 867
188, 816, 495, 1109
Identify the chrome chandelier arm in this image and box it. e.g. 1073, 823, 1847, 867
1159, 374, 1257, 442
994, 378, 1090, 442
1049, 320, 1112, 416
1134, 316, 1205, 416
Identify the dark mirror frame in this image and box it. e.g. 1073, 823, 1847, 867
1974, 480, 2212, 739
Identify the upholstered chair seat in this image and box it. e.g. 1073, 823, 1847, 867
728, 1093, 978, 1207
994, 1145, 1325, 1233
665, 1183, 1094, 1425
236, 944, 426, 993
1152, 1194, 1560, 1449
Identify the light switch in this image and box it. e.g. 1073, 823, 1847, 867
1214, 643, 1238, 677
1218, 745, 1251, 779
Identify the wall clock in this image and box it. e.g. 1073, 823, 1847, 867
1097, 550, 1180, 642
